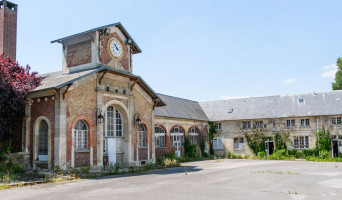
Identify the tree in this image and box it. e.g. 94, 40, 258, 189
332, 57, 342, 90
208, 122, 217, 155
0, 54, 41, 140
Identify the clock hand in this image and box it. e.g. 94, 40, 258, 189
114, 44, 119, 51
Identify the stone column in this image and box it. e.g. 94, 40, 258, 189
55, 88, 67, 169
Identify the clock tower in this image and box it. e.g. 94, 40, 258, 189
52, 23, 141, 74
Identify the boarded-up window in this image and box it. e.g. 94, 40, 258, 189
67, 40, 92, 67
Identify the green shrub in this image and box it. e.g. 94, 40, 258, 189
320, 150, 331, 159
114, 163, 120, 174
202, 151, 209, 158
302, 149, 318, 158
257, 152, 266, 159
80, 164, 91, 173
287, 149, 302, 158
183, 138, 196, 158
226, 151, 232, 159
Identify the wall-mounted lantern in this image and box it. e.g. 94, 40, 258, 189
96, 108, 104, 124
135, 113, 141, 126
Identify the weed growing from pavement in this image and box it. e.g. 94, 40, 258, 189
251, 170, 299, 175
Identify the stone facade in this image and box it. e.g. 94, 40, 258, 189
212, 115, 342, 157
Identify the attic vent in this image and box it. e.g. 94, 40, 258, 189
299, 98, 304, 103
337, 98, 340, 102
228, 109, 233, 113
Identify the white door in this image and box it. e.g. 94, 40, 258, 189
173, 135, 182, 157
107, 138, 116, 165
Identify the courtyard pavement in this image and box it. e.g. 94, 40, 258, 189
1, 159, 342, 200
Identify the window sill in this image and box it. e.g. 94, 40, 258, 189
156, 147, 166, 149
234, 148, 245, 151
139, 147, 148, 149
75, 149, 91, 153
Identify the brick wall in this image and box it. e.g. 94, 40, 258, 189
29, 96, 55, 167
75, 152, 90, 167
100, 32, 129, 71
66, 78, 97, 167
0, 6, 17, 60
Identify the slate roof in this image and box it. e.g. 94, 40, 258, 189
51, 22, 141, 54
199, 91, 342, 121
31, 65, 166, 107
155, 94, 209, 121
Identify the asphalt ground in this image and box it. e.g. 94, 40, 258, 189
1, 159, 342, 200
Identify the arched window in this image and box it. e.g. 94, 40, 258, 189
74, 120, 88, 150
38, 120, 48, 161
138, 124, 147, 147
104, 106, 123, 137
189, 127, 199, 145
155, 126, 166, 147
170, 126, 184, 147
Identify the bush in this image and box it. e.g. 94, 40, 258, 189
320, 150, 331, 159
302, 149, 318, 158
257, 152, 266, 159
226, 151, 232, 159
202, 151, 209, 158
269, 149, 287, 160
288, 149, 302, 158
183, 138, 196, 158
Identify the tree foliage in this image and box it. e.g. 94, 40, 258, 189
208, 122, 217, 155
0, 54, 41, 139
332, 57, 342, 90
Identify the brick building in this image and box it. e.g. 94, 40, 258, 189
2, 1, 342, 170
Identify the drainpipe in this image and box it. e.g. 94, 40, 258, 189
316, 117, 319, 132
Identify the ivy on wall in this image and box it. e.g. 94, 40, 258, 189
208, 122, 217, 155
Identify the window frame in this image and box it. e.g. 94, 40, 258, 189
332, 117, 342, 125
170, 127, 184, 147
138, 124, 147, 148
292, 136, 309, 149
104, 106, 123, 137
242, 121, 251, 130
254, 121, 263, 129
233, 137, 244, 150
74, 120, 88, 150
300, 119, 310, 127
215, 123, 222, 130
213, 138, 223, 150
155, 126, 166, 148
287, 119, 296, 127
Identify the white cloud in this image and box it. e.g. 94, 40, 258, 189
321, 64, 337, 78
283, 78, 295, 84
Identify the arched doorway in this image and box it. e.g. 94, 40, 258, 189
103, 105, 123, 165
170, 126, 184, 157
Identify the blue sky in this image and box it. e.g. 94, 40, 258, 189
15, 0, 342, 102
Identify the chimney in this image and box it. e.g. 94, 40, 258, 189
0, 0, 17, 60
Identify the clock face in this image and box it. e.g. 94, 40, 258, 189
108, 38, 122, 59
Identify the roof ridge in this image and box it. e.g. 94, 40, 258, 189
200, 90, 342, 104
157, 93, 199, 103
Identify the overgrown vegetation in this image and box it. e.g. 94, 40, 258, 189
208, 122, 216, 155
251, 128, 342, 162
244, 128, 266, 155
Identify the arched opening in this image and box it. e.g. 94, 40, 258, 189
138, 124, 147, 148
103, 106, 123, 137
155, 126, 166, 147
170, 126, 184, 157
74, 120, 89, 150
188, 126, 199, 145
38, 120, 48, 161
101, 102, 129, 166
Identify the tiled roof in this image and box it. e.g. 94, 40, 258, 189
155, 94, 209, 121
199, 91, 342, 121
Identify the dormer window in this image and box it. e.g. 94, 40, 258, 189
299, 98, 304, 103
